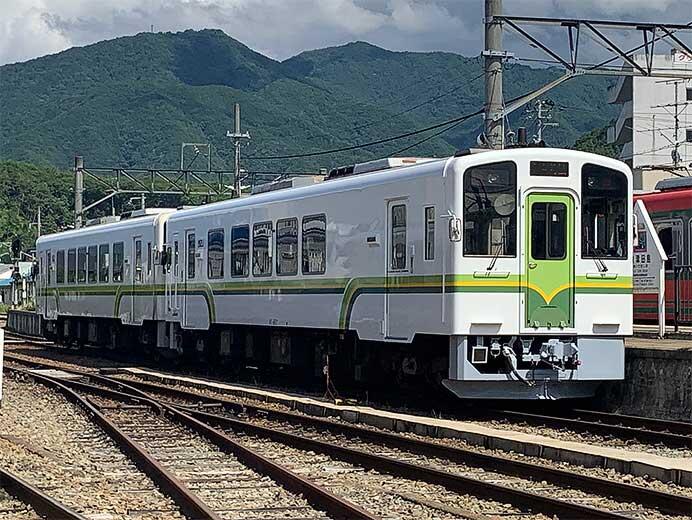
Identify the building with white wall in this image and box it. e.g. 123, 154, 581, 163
607, 50, 692, 191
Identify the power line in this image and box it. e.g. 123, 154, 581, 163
387, 111, 482, 157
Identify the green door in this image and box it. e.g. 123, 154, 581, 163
525, 193, 574, 328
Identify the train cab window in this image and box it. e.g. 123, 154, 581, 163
276, 218, 298, 276
87, 245, 97, 283
391, 204, 407, 270
424, 206, 435, 261
56, 250, 65, 284
253, 222, 273, 277
187, 234, 196, 279
99, 244, 109, 283
231, 225, 249, 277
531, 203, 567, 260
113, 242, 124, 283
302, 214, 326, 275
207, 229, 224, 279
77, 247, 87, 283
582, 164, 628, 259
463, 162, 517, 257
67, 249, 76, 283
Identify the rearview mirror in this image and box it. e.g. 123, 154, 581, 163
448, 217, 462, 242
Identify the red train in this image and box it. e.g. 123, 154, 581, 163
633, 177, 692, 325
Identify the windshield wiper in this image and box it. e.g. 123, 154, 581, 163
587, 239, 608, 273
487, 234, 505, 271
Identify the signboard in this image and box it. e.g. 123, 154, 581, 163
673, 49, 692, 64
633, 200, 668, 336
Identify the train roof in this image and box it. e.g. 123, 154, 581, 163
168, 148, 630, 224
634, 185, 692, 212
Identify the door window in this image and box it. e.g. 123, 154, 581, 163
531, 202, 567, 260
390, 204, 407, 271
424, 206, 435, 260
134, 240, 143, 283
187, 234, 196, 279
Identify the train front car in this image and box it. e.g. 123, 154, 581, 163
443, 148, 633, 399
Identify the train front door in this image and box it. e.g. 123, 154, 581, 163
524, 193, 575, 329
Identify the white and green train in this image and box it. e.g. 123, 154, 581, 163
36, 148, 633, 399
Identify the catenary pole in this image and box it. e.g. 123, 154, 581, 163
484, 0, 504, 149
74, 156, 84, 229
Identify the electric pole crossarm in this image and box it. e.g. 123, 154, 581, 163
503, 18, 573, 70
498, 72, 575, 120
659, 26, 692, 58
582, 22, 649, 76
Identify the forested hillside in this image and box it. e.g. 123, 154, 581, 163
0, 29, 616, 173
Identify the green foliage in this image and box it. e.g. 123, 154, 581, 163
0, 29, 617, 173
572, 126, 620, 158
0, 161, 74, 252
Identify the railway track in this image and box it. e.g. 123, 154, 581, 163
7, 353, 690, 519
0, 468, 86, 520
5, 332, 689, 451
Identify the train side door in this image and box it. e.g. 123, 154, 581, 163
131, 236, 144, 324
385, 199, 409, 339
182, 230, 196, 328
167, 233, 180, 316
524, 193, 575, 329
42, 249, 51, 317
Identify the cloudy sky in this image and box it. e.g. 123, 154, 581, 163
0, 0, 689, 66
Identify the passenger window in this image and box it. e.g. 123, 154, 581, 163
302, 214, 326, 275
531, 203, 567, 260
463, 161, 517, 257
424, 206, 435, 261
253, 222, 273, 277
77, 247, 87, 283
582, 164, 627, 259
207, 229, 225, 279
391, 204, 407, 270
231, 225, 249, 277
99, 244, 109, 283
113, 242, 124, 283
56, 250, 65, 284
276, 218, 298, 276
67, 249, 76, 283
187, 234, 196, 279
87, 245, 97, 283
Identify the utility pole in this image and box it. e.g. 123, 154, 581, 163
227, 103, 250, 198
74, 156, 84, 229
483, 0, 504, 149
36, 207, 41, 238
652, 79, 689, 169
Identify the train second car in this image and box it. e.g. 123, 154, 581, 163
36, 148, 634, 400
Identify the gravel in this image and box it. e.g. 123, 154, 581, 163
0, 374, 184, 520
0, 489, 40, 520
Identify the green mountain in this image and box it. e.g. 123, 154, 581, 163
0, 29, 616, 173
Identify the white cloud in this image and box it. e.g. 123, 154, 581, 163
0, 0, 689, 66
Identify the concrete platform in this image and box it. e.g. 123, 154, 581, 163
118, 366, 692, 487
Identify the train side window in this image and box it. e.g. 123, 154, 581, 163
424, 206, 435, 261
87, 245, 97, 283
77, 247, 87, 283
187, 233, 196, 279
302, 214, 326, 275
253, 222, 273, 277
277, 218, 298, 276
99, 244, 109, 283
656, 222, 683, 270
113, 242, 124, 283
147, 242, 152, 276
174, 241, 179, 276
207, 228, 225, 279
391, 204, 407, 270
67, 249, 76, 283
231, 225, 249, 277
531, 202, 567, 260
56, 250, 65, 284
582, 164, 628, 259
463, 161, 517, 257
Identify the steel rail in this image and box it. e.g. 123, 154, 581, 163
6, 367, 221, 520
5, 355, 689, 516
0, 468, 88, 520
491, 409, 692, 449
101, 374, 692, 517
569, 409, 692, 436
30, 368, 632, 520
30, 374, 377, 520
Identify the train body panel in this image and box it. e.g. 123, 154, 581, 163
35, 148, 634, 399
